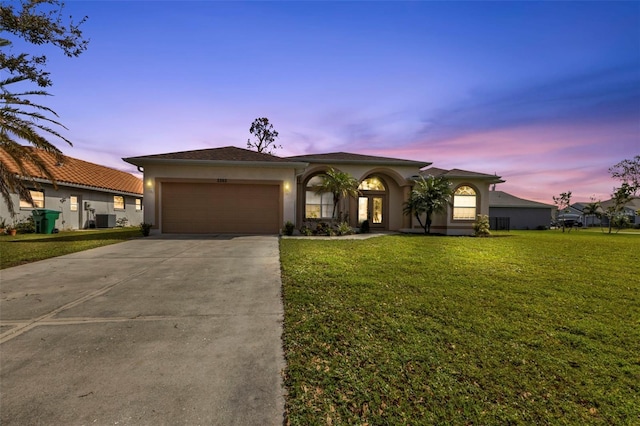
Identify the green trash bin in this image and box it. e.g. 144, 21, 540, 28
32, 209, 61, 234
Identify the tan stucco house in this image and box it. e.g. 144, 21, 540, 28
123, 146, 503, 236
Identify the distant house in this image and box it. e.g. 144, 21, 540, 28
0, 147, 143, 230
489, 190, 554, 230
599, 196, 640, 227
568, 203, 601, 227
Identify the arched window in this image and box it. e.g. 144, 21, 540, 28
358, 177, 385, 191
453, 185, 477, 220
305, 175, 333, 219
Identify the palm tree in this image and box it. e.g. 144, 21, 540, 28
0, 75, 70, 215
315, 167, 360, 220
582, 200, 601, 227
403, 175, 453, 234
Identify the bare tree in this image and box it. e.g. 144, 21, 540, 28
247, 117, 280, 154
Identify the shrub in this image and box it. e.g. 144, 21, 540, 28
140, 222, 152, 237
612, 215, 631, 230
15, 217, 35, 234
315, 222, 331, 236
299, 226, 313, 236
473, 214, 491, 237
336, 221, 353, 236
283, 221, 295, 236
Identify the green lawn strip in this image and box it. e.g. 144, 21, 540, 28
280, 232, 640, 425
0, 228, 141, 269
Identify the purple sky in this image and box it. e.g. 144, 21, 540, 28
14, 1, 639, 203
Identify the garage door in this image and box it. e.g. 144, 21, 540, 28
161, 182, 280, 234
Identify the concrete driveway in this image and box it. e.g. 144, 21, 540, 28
0, 235, 285, 425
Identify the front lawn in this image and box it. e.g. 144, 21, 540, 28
0, 228, 141, 269
280, 231, 640, 425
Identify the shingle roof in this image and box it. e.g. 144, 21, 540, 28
287, 152, 430, 167
125, 146, 299, 163
599, 196, 640, 210
422, 167, 504, 182
1, 147, 142, 195
489, 190, 554, 208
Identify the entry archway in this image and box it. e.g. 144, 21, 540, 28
358, 176, 387, 229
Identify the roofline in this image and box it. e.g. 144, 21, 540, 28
22, 176, 143, 197
123, 157, 309, 169
292, 157, 431, 168
490, 204, 553, 209
420, 169, 504, 182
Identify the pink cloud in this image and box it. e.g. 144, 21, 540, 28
368, 120, 636, 204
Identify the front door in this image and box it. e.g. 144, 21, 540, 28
358, 195, 386, 229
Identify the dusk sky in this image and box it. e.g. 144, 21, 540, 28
13, 1, 639, 203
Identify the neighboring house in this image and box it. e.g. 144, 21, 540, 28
599, 196, 640, 227
1, 147, 143, 230
567, 203, 601, 227
123, 146, 503, 236
489, 190, 554, 230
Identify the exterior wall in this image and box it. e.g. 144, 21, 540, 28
408, 179, 493, 236
489, 207, 553, 230
141, 163, 298, 233
1, 182, 143, 230
296, 163, 418, 231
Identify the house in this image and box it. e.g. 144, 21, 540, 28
599, 196, 640, 227
489, 190, 554, 230
0, 147, 143, 230
123, 146, 503, 236
566, 203, 600, 227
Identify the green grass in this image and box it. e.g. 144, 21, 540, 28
0, 228, 142, 269
280, 231, 640, 425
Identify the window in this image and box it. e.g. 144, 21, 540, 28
305, 191, 333, 219
70, 196, 78, 212
135, 199, 142, 211
114, 195, 125, 210
19, 189, 44, 208
358, 177, 385, 191
305, 175, 333, 219
453, 186, 477, 220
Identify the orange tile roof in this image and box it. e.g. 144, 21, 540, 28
1, 147, 143, 195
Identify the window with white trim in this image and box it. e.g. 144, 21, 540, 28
114, 195, 125, 210
135, 199, 142, 211
19, 189, 44, 208
305, 175, 333, 219
70, 196, 78, 212
453, 186, 477, 220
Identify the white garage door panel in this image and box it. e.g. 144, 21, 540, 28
162, 182, 280, 234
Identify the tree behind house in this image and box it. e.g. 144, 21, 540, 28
609, 155, 640, 196
582, 199, 601, 227
247, 117, 280, 154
